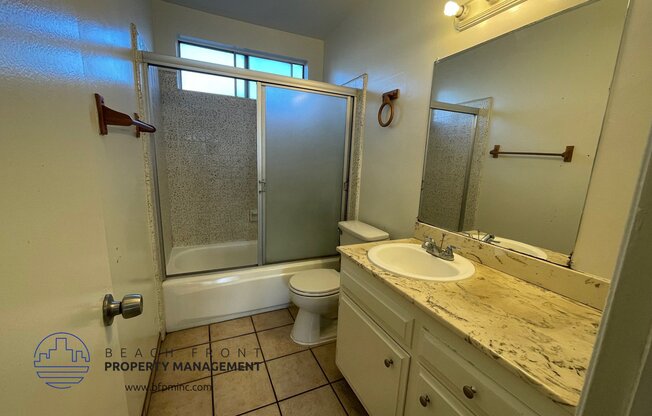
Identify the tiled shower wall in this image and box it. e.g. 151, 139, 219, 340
159, 70, 257, 247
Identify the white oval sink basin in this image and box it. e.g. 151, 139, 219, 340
367, 243, 475, 282
492, 237, 548, 260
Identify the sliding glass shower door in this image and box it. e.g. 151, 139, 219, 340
259, 85, 350, 264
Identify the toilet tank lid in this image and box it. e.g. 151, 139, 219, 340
338, 220, 389, 242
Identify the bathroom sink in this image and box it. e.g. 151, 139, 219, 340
367, 243, 475, 282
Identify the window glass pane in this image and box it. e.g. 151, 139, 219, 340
248, 81, 257, 100
235, 54, 246, 68
235, 78, 246, 98
249, 56, 292, 77
180, 70, 235, 96
292, 64, 304, 79
179, 42, 234, 66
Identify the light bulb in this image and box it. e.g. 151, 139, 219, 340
443, 1, 465, 17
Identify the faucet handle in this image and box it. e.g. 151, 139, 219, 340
444, 245, 458, 256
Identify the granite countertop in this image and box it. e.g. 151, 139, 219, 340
337, 238, 602, 409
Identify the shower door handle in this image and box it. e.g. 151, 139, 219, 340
258, 180, 266, 193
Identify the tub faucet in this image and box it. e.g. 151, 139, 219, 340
421, 236, 456, 261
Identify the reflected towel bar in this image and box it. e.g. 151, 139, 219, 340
95, 93, 156, 137
489, 145, 574, 162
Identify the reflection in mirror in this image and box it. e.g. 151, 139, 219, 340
418, 0, 628, 266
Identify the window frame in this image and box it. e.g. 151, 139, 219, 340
176, 38, 308, 98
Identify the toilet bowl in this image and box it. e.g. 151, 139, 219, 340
289, 269, 340, 345
289, 221, 389, 346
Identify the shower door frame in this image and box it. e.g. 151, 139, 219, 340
256, 83, 353, 266
139, 52, 357, 277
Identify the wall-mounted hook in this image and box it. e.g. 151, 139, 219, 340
378, 89, 400, 127
94, 93, 156, 137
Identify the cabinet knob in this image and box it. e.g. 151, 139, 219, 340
384, 358, 394, 368
462, 385, 477, 399
419, 395, 430, 407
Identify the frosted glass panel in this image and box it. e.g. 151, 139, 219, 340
263, 87, 348, 263
419, 109, 476, 231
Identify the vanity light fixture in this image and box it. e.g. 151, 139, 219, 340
443, 1, 466, 17
444, 0, 528, 31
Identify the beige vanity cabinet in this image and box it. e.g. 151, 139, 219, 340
404, 364, 474, 416
336, 294, 410, 416
336, 257, 573, 416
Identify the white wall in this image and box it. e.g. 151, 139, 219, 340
571, 1, 652, 278
151, 0, 325, 80
323, 0, 642, 279
577, 1, 652, 406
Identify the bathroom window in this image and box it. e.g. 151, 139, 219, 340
178, 41, 306, 99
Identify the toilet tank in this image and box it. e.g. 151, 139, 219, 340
338, 221, 389, 246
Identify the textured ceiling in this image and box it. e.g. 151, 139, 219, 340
163, 0, 368, 39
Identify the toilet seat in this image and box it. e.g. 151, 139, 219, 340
289, 269, 340, 297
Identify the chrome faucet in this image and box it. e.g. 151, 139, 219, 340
421, 236, 457, 261
480, 234, 497, 244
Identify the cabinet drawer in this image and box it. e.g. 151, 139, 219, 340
336, 294, 410, 416
340, 258, 414, 347
417, 327, 536, 416
405, 364, 474, 416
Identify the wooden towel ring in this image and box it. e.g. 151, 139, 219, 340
378, 89, 400, 127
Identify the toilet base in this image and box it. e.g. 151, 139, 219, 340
290, 309, 338, 346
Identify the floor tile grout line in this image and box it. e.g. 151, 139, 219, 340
153, 344, 340, 393
162, 307, 295, 351
232, 401, 277, 416
275, 382, 331, 404
250, 308, 295, 332
309, 348, 350, 416
254, 322, 295, 335
263, 347, 310, 363
253, 326, 283, 415
159, 340, 211, 354
210, 330, 257, 344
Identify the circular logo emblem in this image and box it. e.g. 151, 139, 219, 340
34, 332, 90, 389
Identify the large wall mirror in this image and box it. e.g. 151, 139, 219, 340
419, 0, 628, 267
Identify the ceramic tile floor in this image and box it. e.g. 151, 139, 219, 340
147, 306, 368, 416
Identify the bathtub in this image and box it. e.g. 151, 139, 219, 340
166, 240, 258, 276
162, 257, 340, 332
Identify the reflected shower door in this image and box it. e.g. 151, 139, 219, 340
419, 108, 478, 231
260, 85, 350, 264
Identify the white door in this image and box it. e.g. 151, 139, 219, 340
0, 2, 160, 415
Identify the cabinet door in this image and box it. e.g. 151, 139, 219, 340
405, 365, 474, 416
336, 294, 410, 416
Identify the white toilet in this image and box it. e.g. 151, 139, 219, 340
289, 220, 389, 345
